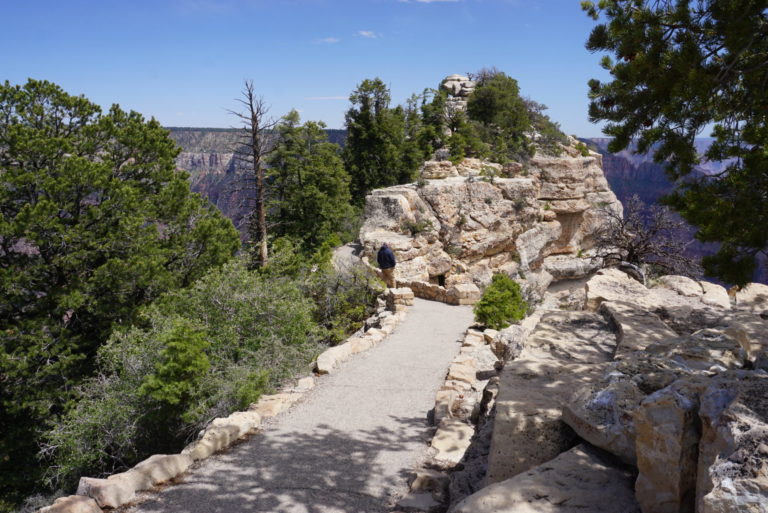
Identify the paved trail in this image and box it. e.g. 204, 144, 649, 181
130, 298, 474, 513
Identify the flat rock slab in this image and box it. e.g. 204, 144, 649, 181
487, 310, 616, 483
454, 444, 640, 513
599, 300, 677, 358
128, 299, 474, 513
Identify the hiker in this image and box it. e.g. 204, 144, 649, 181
377, 243, 397, 288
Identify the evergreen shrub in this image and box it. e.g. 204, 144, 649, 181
473, 274, 528, 329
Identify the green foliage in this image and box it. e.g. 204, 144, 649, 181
0, 79, 239, 506
305, 264, 385, 345
42, 256, 322, 490
575, 142, 591, 157
467, 72, 532, 163
344, 79, 424, 202
269, 110, 355, 253
400, 219, 435, 236
523, 98, 568, 156
473, 274, 528, 330
582, 0, 768, 284
138, 319, 210, 410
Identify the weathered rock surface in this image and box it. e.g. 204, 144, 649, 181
76, 453, 194, 509
431, 418, 476, 467
453, 444, 640, 513
600, 300, 678, 358
633, 377, 708, 513
486, 310, 616, 483
735, 282, 768, 313
360, 140, 621, 303
39, 495, 101, 513
697, 373, 768, 513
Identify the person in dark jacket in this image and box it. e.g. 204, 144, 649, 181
377, 243, 397, 288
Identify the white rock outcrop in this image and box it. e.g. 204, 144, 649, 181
360, 150, 621, 304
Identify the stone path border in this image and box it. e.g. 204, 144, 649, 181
38, 288, 415, 513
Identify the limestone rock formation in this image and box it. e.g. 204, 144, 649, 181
440, 74, 476, 114
360, 148, 621, 304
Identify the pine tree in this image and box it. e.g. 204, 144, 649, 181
582, 0, 768, 284
0, 79, 239, 505
344, 78, 420, 202
268, 110, 354, 251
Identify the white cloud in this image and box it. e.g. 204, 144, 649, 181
305, 96, 347, 101
317, 37, 341, 44
358, 30, 377, 38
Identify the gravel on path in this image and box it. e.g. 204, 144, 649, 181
129, 298, 474, 513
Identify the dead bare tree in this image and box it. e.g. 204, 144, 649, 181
229, 80, 276, 267
592, 194, 703, 284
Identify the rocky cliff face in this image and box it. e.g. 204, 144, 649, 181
359, 144, 621, 304
168, 129, 251, 232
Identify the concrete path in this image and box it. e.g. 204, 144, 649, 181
129, 298, 474, 513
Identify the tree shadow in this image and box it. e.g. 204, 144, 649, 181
130, 415, 430, 513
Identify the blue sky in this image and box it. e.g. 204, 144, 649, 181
2, 0, 612, 136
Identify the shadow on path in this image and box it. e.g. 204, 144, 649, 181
134, 416, 430, 513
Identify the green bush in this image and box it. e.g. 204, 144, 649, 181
575, 142, 590, 157
473, 274, 528, 329
41, 256, 322, 490
40, 252, 384, 491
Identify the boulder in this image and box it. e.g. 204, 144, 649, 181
453, 444, 640, 513
446, 363, 477, 385
525, 311, 616, 364
462, 329, 485, 347
248, 393, 301, 418
654, 275, 704, 298
182, 424, 240, 461
562, 354, 692, 466
491, 324, 527, 361
562, 376, 644, 465
543, 255, 601, 280
387, 287, 415, 310
447, 283, 481, 305
211, 409, 261, 436
77, 470, 149, 509
700, 281, 731, 310
132, 453, 193, 487
486, 360, 602, 483
348, 336, 375, 354
654, 304, 726, 335
645, 328, 748, 372
735, 282, 768, 312
585, 268, 651, 311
